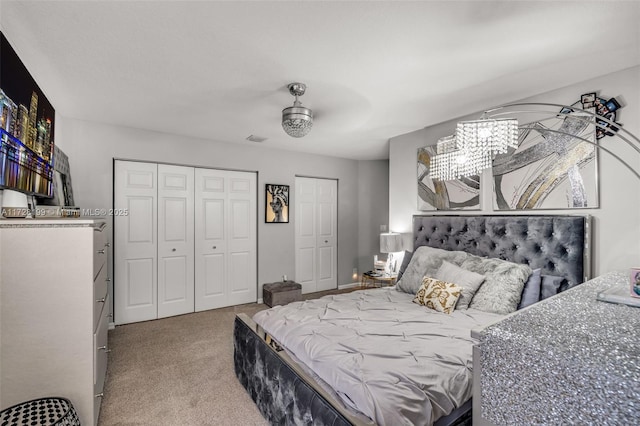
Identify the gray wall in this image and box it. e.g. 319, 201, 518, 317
55, 118, 388, 308
389, 66, 640, 276
357, 160, 390, 275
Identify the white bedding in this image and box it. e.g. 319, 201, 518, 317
253, 287, 504, 425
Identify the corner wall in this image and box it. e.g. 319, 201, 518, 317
357, 160, 390, 276
389, 66, 640, 276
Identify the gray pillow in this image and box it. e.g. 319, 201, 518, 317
518, 268, 542, 309
396, 246, 469, 295
463, 254, 532, 315
434, 261, 485, 310
396, 250, 414, 282
540, 274, 564, 300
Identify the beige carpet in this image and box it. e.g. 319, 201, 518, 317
99, 287, 357, 425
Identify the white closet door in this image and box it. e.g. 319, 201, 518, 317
157, 164, 194, 319
194, 168, 227, 311
295, 177, 317, 294
316, 179, 337, 291
195, 169, 256, 311
114, 161, 158, 324
295, 177, 337, 294
227, 170, 257, 306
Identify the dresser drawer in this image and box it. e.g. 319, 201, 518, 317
93, 222, 107, 280
93, 293, 109, 426
93, 264, 109, 331
94, 293, 109, 397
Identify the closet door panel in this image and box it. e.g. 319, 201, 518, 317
195, 168, 229, 311
227, 171, 257, 306
157, 164, 194, 319
126, 258, 155, 306
203, 253, 225, 298
115, 161, 158, 324
295, 177, 317, 293
316, 179, 337, 291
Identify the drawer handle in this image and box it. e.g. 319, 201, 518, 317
96, 297, 106, 303
97, 249, 106, 254
324, 240, 328, 243
172, 248, 176, 252
106, 278, 111, 282
98, 345, 112, 353
105, 243, 111, 248
95, 393, 104, 399
107, 313, 113, 319
213, 246, 217, 249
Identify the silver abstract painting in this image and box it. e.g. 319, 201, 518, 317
492, 109, 598, 210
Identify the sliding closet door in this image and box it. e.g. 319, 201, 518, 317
295, 177, 337, 293
194, 169, 256, 311
114, 161, 158, 324
157, 164, 194, 319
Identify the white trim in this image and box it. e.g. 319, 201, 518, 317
109, 322, 115, 330
338, 282, 360, 290
257, 298, 263, 304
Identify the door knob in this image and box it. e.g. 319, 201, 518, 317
97, 249, 106, 254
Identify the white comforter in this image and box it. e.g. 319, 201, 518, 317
253, 287, 504, 426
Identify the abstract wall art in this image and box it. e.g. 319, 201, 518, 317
492, 94, 621, 210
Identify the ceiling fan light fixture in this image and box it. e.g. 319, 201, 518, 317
282, 82, 313, 138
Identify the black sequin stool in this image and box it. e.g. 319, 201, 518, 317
0, 397, 81, 426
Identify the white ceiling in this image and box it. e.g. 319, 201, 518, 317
2, 1, 639, 160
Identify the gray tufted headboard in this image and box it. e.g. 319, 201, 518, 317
413, 215, 591, 291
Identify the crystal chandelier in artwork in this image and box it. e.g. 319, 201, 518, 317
430, 118, 518, 180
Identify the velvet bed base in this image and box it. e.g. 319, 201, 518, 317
233, 214, 591, 425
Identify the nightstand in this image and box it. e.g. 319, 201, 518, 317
360, 272, 396, 288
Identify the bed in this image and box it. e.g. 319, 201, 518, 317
234, 215, 591, 425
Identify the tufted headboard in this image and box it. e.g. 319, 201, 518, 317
412, 215, 591, 291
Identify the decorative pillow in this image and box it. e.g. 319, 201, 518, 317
433, 261, 485, 310
396, 246, 468, 295
463, 254, 532, 315
518, 268, 542, 309
396, 250, 414, 282
413, 277, 462, 314
540, 274, 565, 300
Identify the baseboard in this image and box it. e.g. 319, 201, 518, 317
257, 298, 263, 304
109, 322, 115, 330
338, 282, 360, 290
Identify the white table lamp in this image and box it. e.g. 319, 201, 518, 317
380, 232, 404, 276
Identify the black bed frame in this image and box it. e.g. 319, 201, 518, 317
234, 214, 591, 425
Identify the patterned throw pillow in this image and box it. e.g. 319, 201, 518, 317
413, 276, 462, 314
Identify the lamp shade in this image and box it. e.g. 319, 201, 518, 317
380, 232, 403, 253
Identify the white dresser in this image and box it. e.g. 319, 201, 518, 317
0, 218, 110, 426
